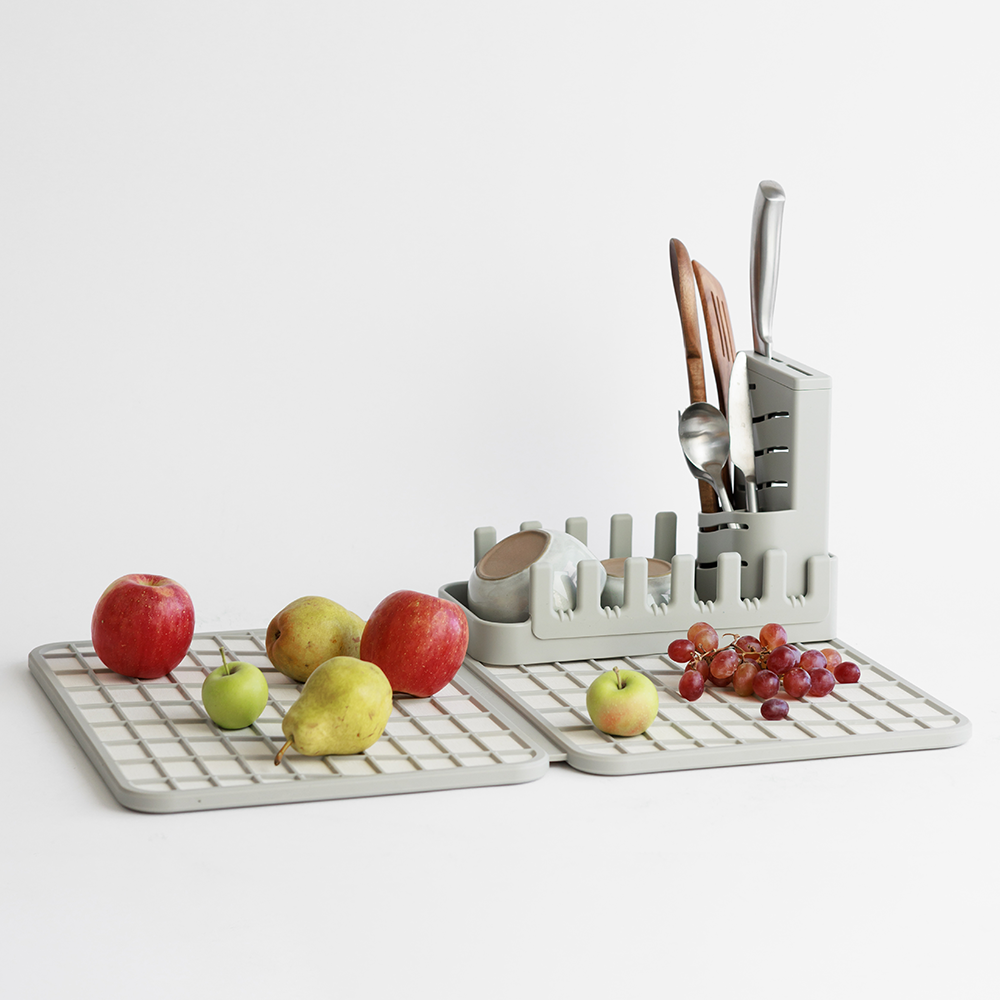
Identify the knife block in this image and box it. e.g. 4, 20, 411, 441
695, 352, 832, 601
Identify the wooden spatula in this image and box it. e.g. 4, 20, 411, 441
692, 260, 737, 418
693, 260, 737, 502
669, 238, 718, 514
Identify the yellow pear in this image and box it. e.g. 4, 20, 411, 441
274, 656, 392, 763
265, 596, 366, 683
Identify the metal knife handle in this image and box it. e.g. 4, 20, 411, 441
750, 180, 785, 359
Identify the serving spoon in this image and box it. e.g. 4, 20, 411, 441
677, 401, 734, 513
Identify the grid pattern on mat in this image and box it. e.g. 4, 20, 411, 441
469, 638, 969, 774
30, 630, 547, 811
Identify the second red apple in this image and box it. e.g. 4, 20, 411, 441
360, 590, 469, 698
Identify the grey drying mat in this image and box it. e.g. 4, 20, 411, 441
461, 638, 971, 775
29, 630, 550, 813
29, 631, 970, 812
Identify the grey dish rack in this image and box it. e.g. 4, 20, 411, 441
441, 352, 837, 666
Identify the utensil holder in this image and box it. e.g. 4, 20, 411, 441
696, 352, 832, 601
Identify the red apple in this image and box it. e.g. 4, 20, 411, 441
359, 590, 469, 697
91, 574, 195, 679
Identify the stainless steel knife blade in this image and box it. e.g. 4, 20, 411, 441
728, 350, 759, 512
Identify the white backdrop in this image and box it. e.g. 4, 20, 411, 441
3, 3, 996, 998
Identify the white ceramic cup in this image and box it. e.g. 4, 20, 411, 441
600, 557, 672, 609
467, 528, 606, 623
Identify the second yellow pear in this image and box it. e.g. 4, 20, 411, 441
265, 595, 366, 683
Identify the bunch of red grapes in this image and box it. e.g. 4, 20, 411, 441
667, 622, 861, 720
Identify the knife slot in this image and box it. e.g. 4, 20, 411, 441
753, 410, 790, 422
782, 361, 819, 377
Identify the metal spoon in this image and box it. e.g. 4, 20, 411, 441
678, 402, 734, 512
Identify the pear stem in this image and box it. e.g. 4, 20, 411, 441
218, 646, 230, 676
274, 739, 292, 766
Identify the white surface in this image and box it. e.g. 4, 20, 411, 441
2, 3, 995, 998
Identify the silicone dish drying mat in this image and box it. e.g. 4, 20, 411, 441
28, 630, 550, 813
29, 632, 970, 813
461, 638, 971, 775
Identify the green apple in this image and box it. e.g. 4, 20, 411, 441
202, 648, 270, 730
586, 665, 659, 737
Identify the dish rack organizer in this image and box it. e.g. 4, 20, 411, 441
441, 352, 837, 666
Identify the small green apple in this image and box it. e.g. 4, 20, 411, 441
586, 665, 659, 737
202, 647, 269, 730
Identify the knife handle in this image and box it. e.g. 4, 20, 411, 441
750, 180, 785, 359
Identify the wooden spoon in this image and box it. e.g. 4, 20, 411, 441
669, 238, 718, 514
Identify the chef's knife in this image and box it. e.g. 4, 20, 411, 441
750, 180, 785, 358
728, 350, 759, 512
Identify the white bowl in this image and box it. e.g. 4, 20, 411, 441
467, 528, 606, 624
600, 557, 672, 609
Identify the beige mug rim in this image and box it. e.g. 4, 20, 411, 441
475, 529, 552, 582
